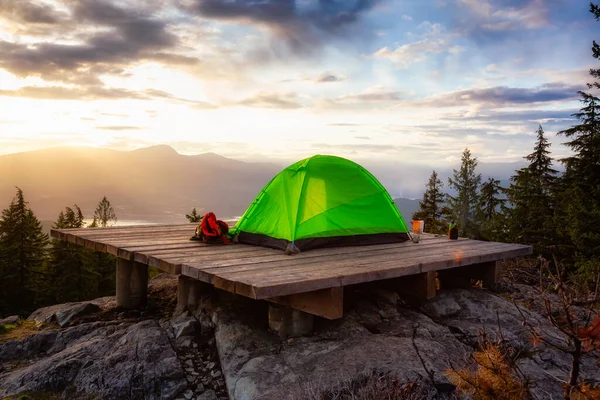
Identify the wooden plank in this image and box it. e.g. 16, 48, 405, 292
178, 238, 475, 278
266, 287, 343, 320
227, 243, 531, 299
197, 240, 495, 283
178, 239, 480, 288
212, 242, 497, 299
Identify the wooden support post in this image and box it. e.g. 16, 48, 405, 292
480, 260, 502, 288
393, 271, 437, 301
268, 304, 314, 338
116, 258, 148, 309
177, 276, 210, 314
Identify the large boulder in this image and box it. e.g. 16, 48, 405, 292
0, 319, 187, 399
26, 298, 114, 328
213, 288, 600, 400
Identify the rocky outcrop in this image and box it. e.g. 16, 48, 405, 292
0, 319, 187, 399
0, 274, 228, 400
213, 286, 600, 400
3, 273, 598, 400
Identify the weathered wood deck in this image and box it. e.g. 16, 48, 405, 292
51, 223, 532, 329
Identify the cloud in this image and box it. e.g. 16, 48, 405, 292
317, 86, 406, 109
0, 0, 216, 102
0, 85, 146, 100
455, 0, 550, 42
373, 22, 462, 69
0, 0, 68, 25
0, 85, 217, 107
233, 92, 305, 109
183, 0, 383, 55
95, 126, 144, 131
422, 83, 583, 108
316, 73, 346, 83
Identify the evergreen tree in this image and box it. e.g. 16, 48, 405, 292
447, 148, 482, 238
90, 196, 117, 295
186, 207, 203, 223
554, 3, 600, 272
90, 196, 117, 227
42, 206, 99, 303
505, 126, 558, 254
477, 177, 506, 241
412, 171, 451, 234
0, 188, 48, 315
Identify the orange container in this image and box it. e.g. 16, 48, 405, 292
412, 220, 420, 232
412, 220, 424, 233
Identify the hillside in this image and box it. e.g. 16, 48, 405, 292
0, 146, 281, 222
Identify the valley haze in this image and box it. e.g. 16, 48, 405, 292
0, 145, 525, 225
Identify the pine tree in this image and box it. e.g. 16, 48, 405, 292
412, 171, 451, 234
186, 207, 203, 223
42, 206, 99, 303
554, 3, 600, 271
477, 177, 506, 241
505, 126, 558, 254
90, 196, 117, 227
90, 196, 117, 295
0, 188, 49, 315
448, 148, 482, 238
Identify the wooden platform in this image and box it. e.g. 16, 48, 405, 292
52, 223, 531, 307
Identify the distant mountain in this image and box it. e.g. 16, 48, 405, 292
1, 146, 538, 225
393, 197, 420, 222
0, 146, 281, 222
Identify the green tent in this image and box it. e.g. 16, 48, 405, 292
232, 155, 410, 252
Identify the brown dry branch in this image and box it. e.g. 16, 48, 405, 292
514, 255, 600, 400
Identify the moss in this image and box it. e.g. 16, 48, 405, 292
0, 320, 44, 344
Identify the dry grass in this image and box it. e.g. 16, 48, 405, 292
295, 371, 437, 400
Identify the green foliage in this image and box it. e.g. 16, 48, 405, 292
90, 196, 117, 228
41, 205, 100, 303
0, 188, 49, 316
89, 196, 117, 295
554, 6, 600, 272
412, 170, 451, 234
505, 126, 557, 255
448, 148, 482, 238
186, 207, 203, 223
476, 177, 506, 241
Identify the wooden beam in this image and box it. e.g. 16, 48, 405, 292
392, 271, 437, 300
266, 286, 343, 320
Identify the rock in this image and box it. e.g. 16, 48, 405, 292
197, 389, 218, 400
0, 320, 187, 399
422, 293, 462, 318
184, 389, 194, 399
213, 287, 600, 400
179, 338, 193, 348
210, 370, 222, 378
185, 359, 194, 368
0, 315, 19, 327
207, 361, 216, 370
55, 302, 101, 327
27, 301, 102, 328
173, 318, 197, 339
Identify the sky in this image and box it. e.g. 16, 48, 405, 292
0, 0, 596, 167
